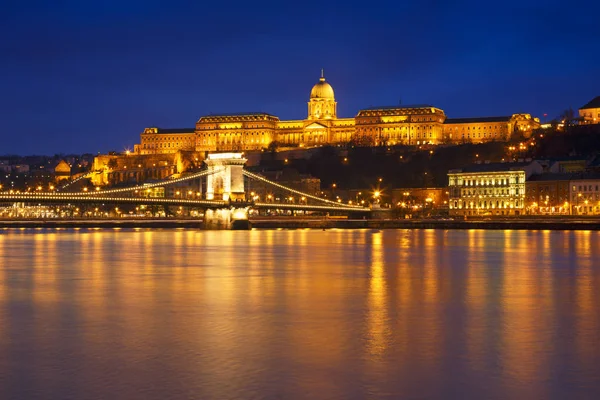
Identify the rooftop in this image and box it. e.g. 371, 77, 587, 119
450, 161, 533, 174
146, 128, 195, 134
580, 96, 600, 110
527, 173, 578, 182
203, 112, 277, 117
444, 116, 511, 124
360, 104, 436, 111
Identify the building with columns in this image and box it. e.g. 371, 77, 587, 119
448, 161, 544, 216
133, 71, 540, 155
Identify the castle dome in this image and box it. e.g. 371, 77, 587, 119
310, 71, 335, 100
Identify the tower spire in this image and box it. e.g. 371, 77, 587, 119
320, 68, 325, 81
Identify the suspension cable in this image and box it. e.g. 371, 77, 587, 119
36, 168, 222, 197
243, 170, 365, 209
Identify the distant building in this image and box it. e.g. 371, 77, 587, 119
54, 160, 71, 182
525, 173, 572, 215
134, 128, 196, 155
570, 176, 600, 215
391, 188, 449, 209
526, 172, 600, 215
130, 71, 540, 155
447, 161, 543, 216
12, 164, 29, 173
91, 153, 179, 186
579, 96, 600, 124
550, 156, 590, 173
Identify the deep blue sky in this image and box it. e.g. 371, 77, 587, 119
2, 0, 599, 155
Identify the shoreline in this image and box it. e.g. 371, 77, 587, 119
1, 218, 600, 230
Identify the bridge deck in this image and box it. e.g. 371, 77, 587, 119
0, 195, 370, 212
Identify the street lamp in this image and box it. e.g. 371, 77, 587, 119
373, 190, 381, 205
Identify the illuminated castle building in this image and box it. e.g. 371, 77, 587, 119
133, 71, 540, 155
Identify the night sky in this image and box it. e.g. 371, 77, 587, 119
2, 0, 599, 155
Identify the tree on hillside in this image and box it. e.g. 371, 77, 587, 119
561, 107, 577, 133
348, 135, 375, 147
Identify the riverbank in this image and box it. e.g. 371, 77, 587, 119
251, 218, 600, 230
0, 219, 203, 229
1, 217, 600, 230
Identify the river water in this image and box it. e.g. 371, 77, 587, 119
0, 228, 599, 399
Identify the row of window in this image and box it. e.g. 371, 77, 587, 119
571, 193, 600, 201
573, 185, 600, 192
454, 200, 521, 209
198, 124, 274, 129
143, 136, 194, 142
460, 177, 521, 186
462, 188, 518, 195
581, 112, 600, 118
455, 125, 502, 131
461, 132, 500, 139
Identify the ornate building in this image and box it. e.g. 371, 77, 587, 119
133, 72, 540, 155
579, 96, 600, 124
447, 161, 544, 216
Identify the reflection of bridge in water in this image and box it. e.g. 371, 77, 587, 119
0, 153, 371, 229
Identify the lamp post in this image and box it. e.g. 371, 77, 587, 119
373, 190, 381, 205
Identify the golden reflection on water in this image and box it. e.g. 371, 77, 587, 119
0, 229, 599, 399
367, 232, 389, 358
574, 231, 600, 378
501, 230, 552, 394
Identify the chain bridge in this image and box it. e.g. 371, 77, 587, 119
0, 153, 371, 229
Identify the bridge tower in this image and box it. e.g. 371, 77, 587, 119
203, 152, 250, 229
204, 153, 247, 201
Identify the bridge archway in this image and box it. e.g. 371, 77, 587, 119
204, 153, 247, 201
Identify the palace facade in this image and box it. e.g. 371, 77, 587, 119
133, 72, 540, 155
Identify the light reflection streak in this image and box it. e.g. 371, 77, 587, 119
367, 232, 389, 358
500, 230, 553, 398
574, 231, 600, 375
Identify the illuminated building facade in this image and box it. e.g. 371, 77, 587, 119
525, 173, 600, 215
570, 178, 600, 215
54, 160, 71, 183
132, 72, 540, 155
579, 96, 600, 124
525, 174, 571, 215
448, 161, 543, 216
136, 127, 196, 155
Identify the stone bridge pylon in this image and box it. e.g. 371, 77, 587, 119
204, 153, 247, 201
203, 152, 250, 229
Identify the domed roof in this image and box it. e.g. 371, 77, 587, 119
310, 70, 335, 100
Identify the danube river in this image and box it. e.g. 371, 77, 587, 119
0, 229, 599, 399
